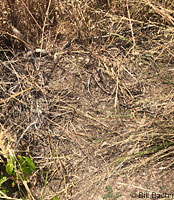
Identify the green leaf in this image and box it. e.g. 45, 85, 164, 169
0, 176, 7, 186
6, 151, 16, 176
23, 156, 36, 171
103, 195, 107, 199
12, 180, 16, 187
53, 197, 60, 200
105, 185, 113, 193
6, 160, 14, 175
9, 150, 15, 166
17, 155, 35, 176
17, 155, 24, 167
113, 192, 122, 199
18, 155, 31, 176
0, 189, 9, 194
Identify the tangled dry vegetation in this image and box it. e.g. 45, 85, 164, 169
0, 0, 174, 199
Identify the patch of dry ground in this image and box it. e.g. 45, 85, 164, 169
33, 49, 174, 200
0, 0, 174, 200
1, 45, 174, 199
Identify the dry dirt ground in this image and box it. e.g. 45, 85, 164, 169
1, 40, 174, 200
1, 1, 174, 199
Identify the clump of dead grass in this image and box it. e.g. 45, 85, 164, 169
0, 126, 16, 160
0, 127, 10, 160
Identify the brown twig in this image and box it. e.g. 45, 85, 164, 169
20, 0, 43, 32
126, 0, 136, 51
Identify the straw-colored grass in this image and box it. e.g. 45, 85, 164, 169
0, 0, 174, 199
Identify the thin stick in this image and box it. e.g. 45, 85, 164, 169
38, 0, 52, 70
114, 63, 120, 111
0, 87, 32, 104
126, 0, 136, 50
15, 121, 37, 150
20, 0, 42, 31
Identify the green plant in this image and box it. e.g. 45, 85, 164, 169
53, 197, 60, 200
103, 185, 121, 200
0, 150, 36, 196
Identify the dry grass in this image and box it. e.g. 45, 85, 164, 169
0, 0, 174, 199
